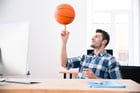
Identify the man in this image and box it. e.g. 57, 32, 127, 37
60, 29, 122, 79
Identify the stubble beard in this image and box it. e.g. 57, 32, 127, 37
90, 43, 102, 49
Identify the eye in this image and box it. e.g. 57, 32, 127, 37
95, 35, 98, 38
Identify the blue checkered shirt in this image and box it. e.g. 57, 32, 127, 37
66, 50, 122, 79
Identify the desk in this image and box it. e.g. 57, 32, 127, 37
0, 79, 140, 93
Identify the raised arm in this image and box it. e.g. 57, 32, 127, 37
60, 31, 70, 67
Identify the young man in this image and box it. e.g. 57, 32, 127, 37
60, 29, 122, 79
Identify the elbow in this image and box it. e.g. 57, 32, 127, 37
61, 64, 66, 68
61, 59, 67, 68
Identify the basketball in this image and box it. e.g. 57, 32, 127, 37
55, 3, 75, 25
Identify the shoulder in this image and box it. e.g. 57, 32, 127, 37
106, 55, 120, 66
101, 51, 115, 60
102, 52, 120, 65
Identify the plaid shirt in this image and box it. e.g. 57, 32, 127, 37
66, 50, 122, 79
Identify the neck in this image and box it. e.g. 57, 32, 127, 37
94, 47, 105, 56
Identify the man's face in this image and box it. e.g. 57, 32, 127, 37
90, 32, 104, 49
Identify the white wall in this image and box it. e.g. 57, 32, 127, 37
0, 0, 87, 78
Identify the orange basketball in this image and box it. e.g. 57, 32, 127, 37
55, 3, 75, 25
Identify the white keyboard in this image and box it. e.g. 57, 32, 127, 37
0, 78, 5, 82
5, 78, 39, 84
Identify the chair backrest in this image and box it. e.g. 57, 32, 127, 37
87, 49, 113, 55
120, 66, 140, 83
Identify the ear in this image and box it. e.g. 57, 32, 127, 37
102, 40, 107, 45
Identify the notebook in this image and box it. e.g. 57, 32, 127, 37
88, 81, 126, 88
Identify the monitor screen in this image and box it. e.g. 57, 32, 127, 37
0, 21, 29, 76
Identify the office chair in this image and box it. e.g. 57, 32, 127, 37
87, 49, 113, 55
120, 66, 140, 84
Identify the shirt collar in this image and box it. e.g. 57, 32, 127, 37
92, 50, 107, 57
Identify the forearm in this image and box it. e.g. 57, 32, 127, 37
61, 43, 67, 67
60, 31, 69, 68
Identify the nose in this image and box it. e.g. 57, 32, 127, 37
91, 36, 94, 40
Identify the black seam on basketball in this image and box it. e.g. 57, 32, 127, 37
56, 14, 74, 18
57, 8, 74, 12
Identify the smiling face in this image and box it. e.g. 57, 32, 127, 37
90, 32, 106, 49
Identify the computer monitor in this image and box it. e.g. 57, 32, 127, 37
0, 21, 29, 76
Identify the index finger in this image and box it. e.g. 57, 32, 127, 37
83, 69, 89, 71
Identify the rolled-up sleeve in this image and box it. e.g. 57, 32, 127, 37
66, 56, 82, 70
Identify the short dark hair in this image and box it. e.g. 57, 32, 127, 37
96, 29, 110, 47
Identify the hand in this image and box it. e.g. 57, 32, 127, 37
83, 69, 97, 79
61, 31, 70, 43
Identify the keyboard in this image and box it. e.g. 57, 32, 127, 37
0, 78, 5, 82
5, 78, 40, 84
